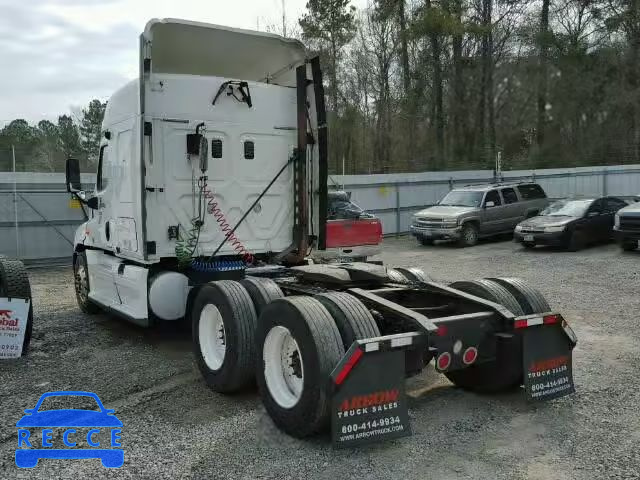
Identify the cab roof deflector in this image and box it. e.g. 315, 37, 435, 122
143, 18, 307, 87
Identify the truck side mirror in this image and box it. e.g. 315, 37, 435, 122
485, 201, 495, 208
86, 197, 99, 210
65, 157, 81, 192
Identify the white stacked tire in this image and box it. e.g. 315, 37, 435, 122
0, 258, 33, 355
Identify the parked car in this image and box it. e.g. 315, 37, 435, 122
514, 196, 628, 251
411, 182, 548, 247
614, 198, 640, 251
311, 191, 383, 262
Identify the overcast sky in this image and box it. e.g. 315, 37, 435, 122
0, 0, 367, 125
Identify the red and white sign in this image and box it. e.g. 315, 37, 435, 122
0, 298, 30, 359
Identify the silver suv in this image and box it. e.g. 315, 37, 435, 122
410, 182, 549, 247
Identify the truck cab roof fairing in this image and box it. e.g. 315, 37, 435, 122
143, 18, 307, 86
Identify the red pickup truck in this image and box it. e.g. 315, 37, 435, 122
312, 191, 383, 262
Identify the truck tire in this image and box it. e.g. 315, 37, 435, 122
0, 258, 33, 354
487, 277, 551, 314
567, 230, 585, 252
314, 292, 380, 349
192, 280, 258, 393
387, 268, 409, 284
256, 296, 344, 437
445, 278, 525, 393
458, 223, 479, 247
393, 267, 432, 283
621, 240, 637, 251
445, 333, 523, 394
450, 279, 524, 316
73, 251, 101, 314
418, 236, 434, 246
240, 277, 284, 317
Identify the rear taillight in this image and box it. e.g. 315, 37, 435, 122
543, 314, 559, 325
462, 347, 478, 365
514, 319, 528, 329
436, 352, 451, 371
376, 219, 383, 243
514, 314, 560, 329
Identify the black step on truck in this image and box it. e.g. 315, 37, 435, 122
65, 20, 577, 447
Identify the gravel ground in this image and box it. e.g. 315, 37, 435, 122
1, 237, 639, 479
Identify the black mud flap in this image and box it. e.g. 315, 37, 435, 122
330, 333, 419, 448
523, 322, 576, 401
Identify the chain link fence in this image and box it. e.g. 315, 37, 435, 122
1, 164, 639, 262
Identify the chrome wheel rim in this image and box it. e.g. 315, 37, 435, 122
465, 227, 477, 244
263, 326, 304, 408
199, 304, 226, 371
74, 258, 89, 304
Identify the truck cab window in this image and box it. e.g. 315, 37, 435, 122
212, 139, 223, 158
244, 141, 255, 159
484, 190, 502, 206
97, 145, 109, 192
501, 188, 518, 204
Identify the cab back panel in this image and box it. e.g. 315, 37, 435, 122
144, 74, 296, 259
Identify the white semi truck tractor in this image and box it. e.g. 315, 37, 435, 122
66, 19, 577, 443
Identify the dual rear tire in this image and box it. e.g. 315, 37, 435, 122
446, 277, 551, 393
192, 278, 379, 437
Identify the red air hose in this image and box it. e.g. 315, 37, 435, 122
201, 182, 255, 264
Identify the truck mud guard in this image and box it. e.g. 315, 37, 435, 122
329, 332, 423, 448
513, 312, 577, 401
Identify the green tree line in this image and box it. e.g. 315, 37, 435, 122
299, 0, 640, 173
3, 0, 639, 175
0, 99, 106, 172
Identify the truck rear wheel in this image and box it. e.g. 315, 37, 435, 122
240, 277, 284, 316
450, 279, 524, 316
487, 277, 551, 314
621, 240, 637, 251
73, 251, 100, 314
388, 268, 409, 284
418, 236, 434, 246
256, 296, 344, 437
314, 292, 380, 349
192, 280, 258, 393
445, 278, 524, 393
393, 267, 431, 283
0, 258, 33, 354
458, 223, 479, 247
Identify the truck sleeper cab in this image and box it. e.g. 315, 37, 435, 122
66, 19, 323, 325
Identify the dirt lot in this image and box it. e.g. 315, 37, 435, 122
1, 237, 639, 479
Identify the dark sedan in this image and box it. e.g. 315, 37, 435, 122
514, 196, 629, 251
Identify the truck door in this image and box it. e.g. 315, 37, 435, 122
481, 190, 503, 234
86, 144, 120, 307
500, 187, 521, 230
584, 199, 608, 241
